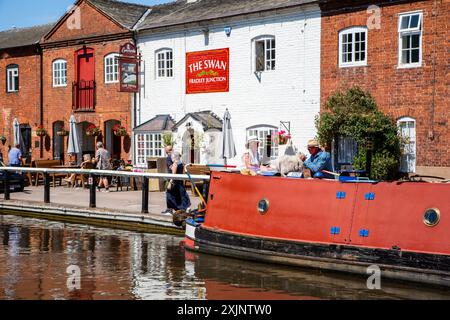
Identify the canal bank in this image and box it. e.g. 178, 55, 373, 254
0, 187, 201, 235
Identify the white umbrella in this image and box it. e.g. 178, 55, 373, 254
67, 115, 80, 155
221, 108, 236, 166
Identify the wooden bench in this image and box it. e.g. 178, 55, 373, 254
34, 160, 67, 187
184, 164, 211, 196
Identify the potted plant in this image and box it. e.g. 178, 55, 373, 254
36, 124, 46, 137
86, 124, 101, 136
57, 128, 69, 136
276, 130, 291, 145
112, 124, 127, 137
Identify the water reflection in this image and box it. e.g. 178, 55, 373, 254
0, 214, 449, 300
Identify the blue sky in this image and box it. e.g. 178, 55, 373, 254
0, 0, 173, 31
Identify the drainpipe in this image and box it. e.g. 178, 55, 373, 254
38, 44, 44, 159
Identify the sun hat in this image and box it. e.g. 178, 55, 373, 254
307, 139, 320, 148
247, 135, 260, 143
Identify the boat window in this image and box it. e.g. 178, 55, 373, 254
423, 208, 440, 227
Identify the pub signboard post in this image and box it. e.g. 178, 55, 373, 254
119, 43, 139, 93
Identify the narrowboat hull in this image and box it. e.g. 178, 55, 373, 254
185, 172, 450, 287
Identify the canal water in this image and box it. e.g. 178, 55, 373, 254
0, 214, 449, 300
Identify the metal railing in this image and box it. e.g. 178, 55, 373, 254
0, 167, 210, 214
73, 80, 96, 111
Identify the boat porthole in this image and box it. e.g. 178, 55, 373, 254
423, 208, 440, 227
257, 199, 269, 215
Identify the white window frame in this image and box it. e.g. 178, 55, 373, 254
338, 27, 368, 68
247, 125, 279, 162
156, 49, 173, 78
397, 117, 416, 173
253, 36, 276, 72
135, 133, 164, 166
6, 65, 19, 92
104, 53, 119, 84
52, 59, 67, 87
398, 11, 423, 68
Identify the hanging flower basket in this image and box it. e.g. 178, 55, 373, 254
36, 125, 47, 137
86, 124, 101, 136
57, 129, 69, 136
113, 124, 127, 137
276, 130, 291, 145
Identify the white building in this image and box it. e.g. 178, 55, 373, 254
134, 0, 321, 167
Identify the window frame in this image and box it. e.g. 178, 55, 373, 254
398, 11, 423, 68
156, 48, 173, 79
397, 117, 416, 173
52, 59, 68, 87
104, 53, 119, 84
135, 133, 164, 166
253, 36, 276, 72
6, 64, 19, 93
246, 125, 279, 161
338, 27, 368, 68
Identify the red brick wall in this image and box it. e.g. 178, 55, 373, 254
0, 46, 42, 163
42, 39, 134, 162
46, 1, 125, 42
320, 0, 449, 171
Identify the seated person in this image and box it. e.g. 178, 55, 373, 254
64, 154, 93, 187
270, 152, 306, 177
300, 139, 334, 179
242, 135, 270, 174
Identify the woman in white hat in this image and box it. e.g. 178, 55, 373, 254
242, 135, 263, 170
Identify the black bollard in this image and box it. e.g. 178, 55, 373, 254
141, 176, 149, 214
44, 172, 50, 203
4, 171, 10, 200
89, 174, 96, 208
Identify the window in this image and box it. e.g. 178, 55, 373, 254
339, 27, 367, 67
6, 64, 19, 92
52, 59, 67, 87
156, 49, 173, 78
104, 53, 119, 83
135, 133, 163, 166
254, 36, 275, 72
398, 12, 422, 67
397, 117, 416, 173
247, 125, 278, 162
337, 136, 358, 165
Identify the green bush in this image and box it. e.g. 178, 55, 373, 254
316, 86, 402, 180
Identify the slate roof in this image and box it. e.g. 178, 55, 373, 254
0, 24, 54, 50
87, 0, 151, 29
134, 114, 176, 132
138, 0, 318, 30
172, 111, 223, 131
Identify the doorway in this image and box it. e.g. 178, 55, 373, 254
104, 120, 121, 160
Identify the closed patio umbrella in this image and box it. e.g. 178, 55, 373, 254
67, 115, 80, 155
221, 108, 236, 166
13, 118, 20, 146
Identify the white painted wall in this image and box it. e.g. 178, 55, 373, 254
136, 5, 321, 166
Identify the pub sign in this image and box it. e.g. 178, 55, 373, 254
186, 48, 229, 94
119, 43, 139, 92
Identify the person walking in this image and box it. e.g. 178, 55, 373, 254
93, 142, 111, 192
164, 151, 191, 215
8, 144, 22, 167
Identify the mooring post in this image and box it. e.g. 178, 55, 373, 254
4, 171, 10, 200
44, 172, 50, 203
141, 176, 149, 214
89, 173, 96, 208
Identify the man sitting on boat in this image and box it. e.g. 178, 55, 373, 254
300, 139, 334, 179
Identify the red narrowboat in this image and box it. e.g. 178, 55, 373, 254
184, 171, 450, 287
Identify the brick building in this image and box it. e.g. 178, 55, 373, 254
0, 24, 53, 164
39, 0, 152, 163
319, 0, 449, 177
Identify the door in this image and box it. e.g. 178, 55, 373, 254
75, 47, 95, 110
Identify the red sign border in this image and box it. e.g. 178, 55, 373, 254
186, 48, 230, 95
119, 57, 139, 93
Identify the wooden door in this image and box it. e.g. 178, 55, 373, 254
75, 48, 95, 110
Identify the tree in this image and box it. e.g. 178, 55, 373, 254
316, 86, 402, 180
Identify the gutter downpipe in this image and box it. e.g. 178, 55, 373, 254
38, 43, 44, 159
